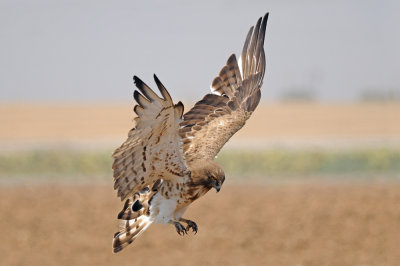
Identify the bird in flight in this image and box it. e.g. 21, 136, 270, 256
112, 13, 269, 253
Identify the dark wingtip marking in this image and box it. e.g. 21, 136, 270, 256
153, 74, 173, 104
133, 90, 139, 100
133, 75, 157, 101
113, 232, 120, 238
133, 76, 143, 88
259, 12, 269, 46
133, 90, 145, 107
227, 54, 237, 65
175, 101, 184, 117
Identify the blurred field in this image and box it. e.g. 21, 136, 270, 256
1, 149, 399, 182
2, 183, 400, 266
0, 103, 399, 147
1, 102, 399, 265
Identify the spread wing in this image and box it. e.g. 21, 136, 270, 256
113, 75, 188, 201
179, 13, 269, 163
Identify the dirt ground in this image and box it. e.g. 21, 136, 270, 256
2, 183, 400, 266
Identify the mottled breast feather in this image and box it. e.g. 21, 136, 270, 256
179, 13, 269, 163
112, 74, 189, 201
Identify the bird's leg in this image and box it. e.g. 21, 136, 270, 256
179, 218, 198, 234
169, 220, 187, 236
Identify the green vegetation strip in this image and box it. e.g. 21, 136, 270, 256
0, 150, 112, 178
217, 149, 400, 176
0, 148, 399, 179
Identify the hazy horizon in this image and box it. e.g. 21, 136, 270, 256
1, 0, 399, 103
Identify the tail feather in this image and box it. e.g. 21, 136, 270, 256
117, 193, 148, 220
112, 215, 152, 253
112, 183, 161, 253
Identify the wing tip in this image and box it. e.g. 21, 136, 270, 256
153, 73, 174, 104
133, 75, 142, 87
133, 90, 140, 102
227, 54, 237, 65
133, 76, 147, 99
133, 75, 160, 102
260, 12, 269, 36
133, 90, 148, 108
175, 101, 184, 118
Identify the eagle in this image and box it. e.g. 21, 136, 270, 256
112, 13, 269, 253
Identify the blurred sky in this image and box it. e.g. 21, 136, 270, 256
0, 0, 399, 102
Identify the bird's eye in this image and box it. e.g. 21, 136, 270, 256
209, 175, 215, 181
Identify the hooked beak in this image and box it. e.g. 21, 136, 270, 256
215, 184, 221, 193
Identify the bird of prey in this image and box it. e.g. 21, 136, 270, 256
112, 13, 269, 253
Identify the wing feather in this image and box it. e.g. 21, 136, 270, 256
180, 13, 269, 163
154, 74, 173, 105
113, 75, 188, 201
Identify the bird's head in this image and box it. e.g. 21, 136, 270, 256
189, 160, 225, 192
203, 161, 225, 192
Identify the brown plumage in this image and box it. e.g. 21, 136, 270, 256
112, 13, 269, 253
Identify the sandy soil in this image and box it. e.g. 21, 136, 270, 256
0, 103, 399, 144
2, 183, 400, 266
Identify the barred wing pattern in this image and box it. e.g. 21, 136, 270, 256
179, 13, 269, 163
113, 75, 188, 201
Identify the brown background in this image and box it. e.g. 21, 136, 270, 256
1, 103, 399, 265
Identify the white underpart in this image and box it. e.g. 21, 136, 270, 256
175, 206, 188, 219
149, 193, 179, 224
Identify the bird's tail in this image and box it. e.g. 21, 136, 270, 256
112, 180, 164, 253
112, 188, 154, 253
112, 214, 152, 253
